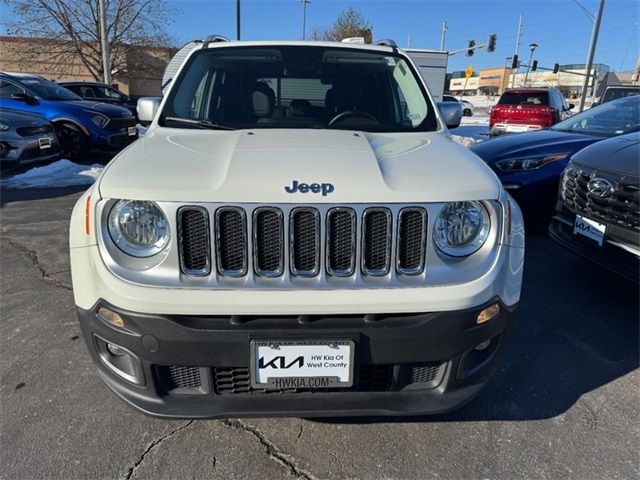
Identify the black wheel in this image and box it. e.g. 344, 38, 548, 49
463, 108, 472, 117
54, 123, 89, 161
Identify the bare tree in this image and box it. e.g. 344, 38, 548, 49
310, 7, 372, 43
2, 0, 176, 81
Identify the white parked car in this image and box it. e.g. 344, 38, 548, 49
69, 39, 524, 418
443, 95, 474, 116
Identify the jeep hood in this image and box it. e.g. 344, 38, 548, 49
98, 128, 501, 203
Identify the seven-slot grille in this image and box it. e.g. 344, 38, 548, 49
563, 166, 640, 231
177, 206, 429, 279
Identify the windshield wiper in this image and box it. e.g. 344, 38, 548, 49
164, 116, 236, 130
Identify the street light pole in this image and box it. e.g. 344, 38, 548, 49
237, 0, 241, 40
578, 0, 605, 112
511, 14, 523, 87
523, 42, 538, 86
98, 0, 111, 84
300, 0, 311, 40
440, 21, 447, 51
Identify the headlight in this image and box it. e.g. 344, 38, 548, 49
496, 153, 568, 171
433, 201, 491, 257
90, 113, 109, 128
108, 200, 170, 257
0, 122, 9, 131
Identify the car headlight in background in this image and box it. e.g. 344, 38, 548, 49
433, 201, 491, 257
0, 122, 9, 131
495, 153, 568, 171
89, 113, 110, 129
108, 200, 170, 257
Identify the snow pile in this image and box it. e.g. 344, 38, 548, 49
2, 159, 103, 189
451, 135, 483, 147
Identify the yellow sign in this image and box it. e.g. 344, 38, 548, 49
465, 64, 474, 79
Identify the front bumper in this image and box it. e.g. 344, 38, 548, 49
490, 123, 546, 136
549, 210, 640, 281
77, 298, 517, 418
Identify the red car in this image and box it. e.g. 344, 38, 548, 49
489, 88, 573, 135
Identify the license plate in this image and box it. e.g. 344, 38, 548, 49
574, 214, 606, 246
128, 126, 137, 136
38, 137, 52, 149
506, 125, 528, 132
250, 340, 354, 389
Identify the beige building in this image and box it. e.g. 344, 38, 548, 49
0, 36, 176, 97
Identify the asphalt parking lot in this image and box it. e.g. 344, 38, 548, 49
1, 186, 638, 479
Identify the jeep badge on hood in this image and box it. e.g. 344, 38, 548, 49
285, 180, 335, 196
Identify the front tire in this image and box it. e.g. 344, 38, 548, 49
55, 123, 89, 162
463, 108, 472, 117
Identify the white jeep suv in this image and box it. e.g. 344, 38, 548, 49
69, 39, 524, 418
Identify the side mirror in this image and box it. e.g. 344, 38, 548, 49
11, 92, 38, 105
137, 97, 162, 124
437, 101, 463, 129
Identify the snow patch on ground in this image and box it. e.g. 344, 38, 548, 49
1, 160, 103, 189
450, 116, 490, 148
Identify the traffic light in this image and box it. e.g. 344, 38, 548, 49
511, 55, 518, 69
487, 34, 497, 53
553, 63, 560, 74
531, 60, 538, 71
466, 40, 475, 57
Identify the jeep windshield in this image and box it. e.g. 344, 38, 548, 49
160, 45, 438, 132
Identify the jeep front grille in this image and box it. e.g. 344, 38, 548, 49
215, 207, 248, 276
176, 205, 430, 282
178, 207, 211, 275
362, 208, 392, 276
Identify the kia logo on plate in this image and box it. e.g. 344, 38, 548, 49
587, 178, 614, 198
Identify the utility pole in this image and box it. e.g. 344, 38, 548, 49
300, 0, 311, 40
237, 0, 241, 40
98, 0, 111, 84
440, 21, 448, 51
511, 14, 523, 87
579, 0, 605, 112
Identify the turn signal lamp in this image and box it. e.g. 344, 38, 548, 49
476, 303, 500, 324
98, 307, 125, 328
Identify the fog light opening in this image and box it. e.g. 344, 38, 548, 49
98, 307, 125, 328
476, 303, 500, 324
106, 342, 127, 356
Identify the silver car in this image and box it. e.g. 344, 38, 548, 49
0, 108, 60, 169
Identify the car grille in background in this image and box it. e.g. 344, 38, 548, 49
178, 207, 210, 275
563, 166, 640, 231
326, 208, 356, 276
290, 208, 320, 276
16, 124, 53, 137
104, 117, 136, 131
177, 205, 429, 279
362, 208, 392, 275
253, 208, 284, 276
216, 208, 248, 276
397, 208, 427, 275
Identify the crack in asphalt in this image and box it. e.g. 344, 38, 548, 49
222, 419, 317, 480
2, 238, 72, 291
123, 420, 194, 480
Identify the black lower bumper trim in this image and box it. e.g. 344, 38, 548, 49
76, 298, 517, 418
549, 212, 639, 282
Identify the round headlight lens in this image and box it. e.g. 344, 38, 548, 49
433, 201, 490, 257
108, 200, 170, 257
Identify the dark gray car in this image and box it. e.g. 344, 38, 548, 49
0, 108, 60, 169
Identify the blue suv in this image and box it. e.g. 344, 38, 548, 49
0, 72, 138, 161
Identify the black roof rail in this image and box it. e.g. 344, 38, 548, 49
202, 34, 230, 48
374, 38, 397, 48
